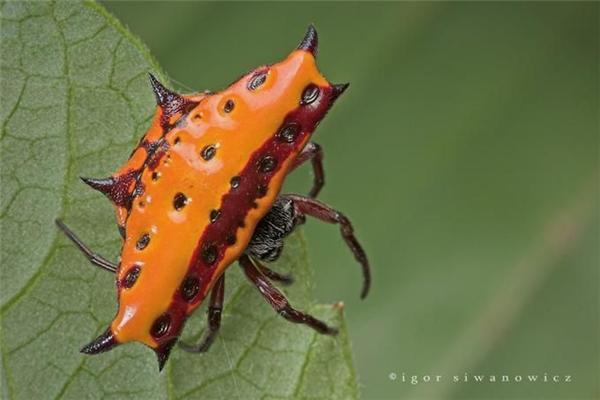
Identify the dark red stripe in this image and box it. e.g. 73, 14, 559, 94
153, 85, 337, 349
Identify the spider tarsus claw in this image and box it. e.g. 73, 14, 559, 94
278, 274, 294, 286
360, 284, 370, 300
177, 340, 210, 353
323, 326, 339, 336
177, 341, 195, 353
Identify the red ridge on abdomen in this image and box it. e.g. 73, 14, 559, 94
153, 85, 336, 348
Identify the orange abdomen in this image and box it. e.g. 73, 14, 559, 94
109, 50, 330, 349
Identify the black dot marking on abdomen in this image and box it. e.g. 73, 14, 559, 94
209, 209, 221, 223
277, 122, 300, 143
151, 171, 161, 181
201, 145, 216, 161
224, 99, 235, 113
301, 84, 320, 105
226, 233, 237, 245
173, 192, 188, 210
248, 71, 267, 91
151, 314, 171, 338
122, 265, 141, 289
180, 275, 200, 301
230, 176, 240, 189
136, 233, 150, 250
257, 185, 268, 198
258, 155, 277, 173
201, 243, 218, 266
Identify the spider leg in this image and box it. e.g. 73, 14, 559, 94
290, 141, 324, 198
284, 194, 371, 299
254, 257, 294, 285
239, 255, 337, 335
55, 219, 118, 273
179, 274, 225, 353
246, 197, 297, 283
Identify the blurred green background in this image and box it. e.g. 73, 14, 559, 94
103, 2, 598, 399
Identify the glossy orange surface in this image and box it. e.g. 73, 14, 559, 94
108, 49, 329, 347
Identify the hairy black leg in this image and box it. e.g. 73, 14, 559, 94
254, 257, 294, 285
284, 194, 371, 299
179, 274, 225, 353
239, 255, 337, 335
246, 197, 298, 283
290, 142, 324, 198
246, 197, 297, 263
55, 219, 118, 273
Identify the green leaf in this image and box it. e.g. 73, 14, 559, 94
0, 2, 359, 399
104, 3, 598, 400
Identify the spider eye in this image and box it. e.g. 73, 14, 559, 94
248, 71, 267, 91
301, 84, 320, 105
